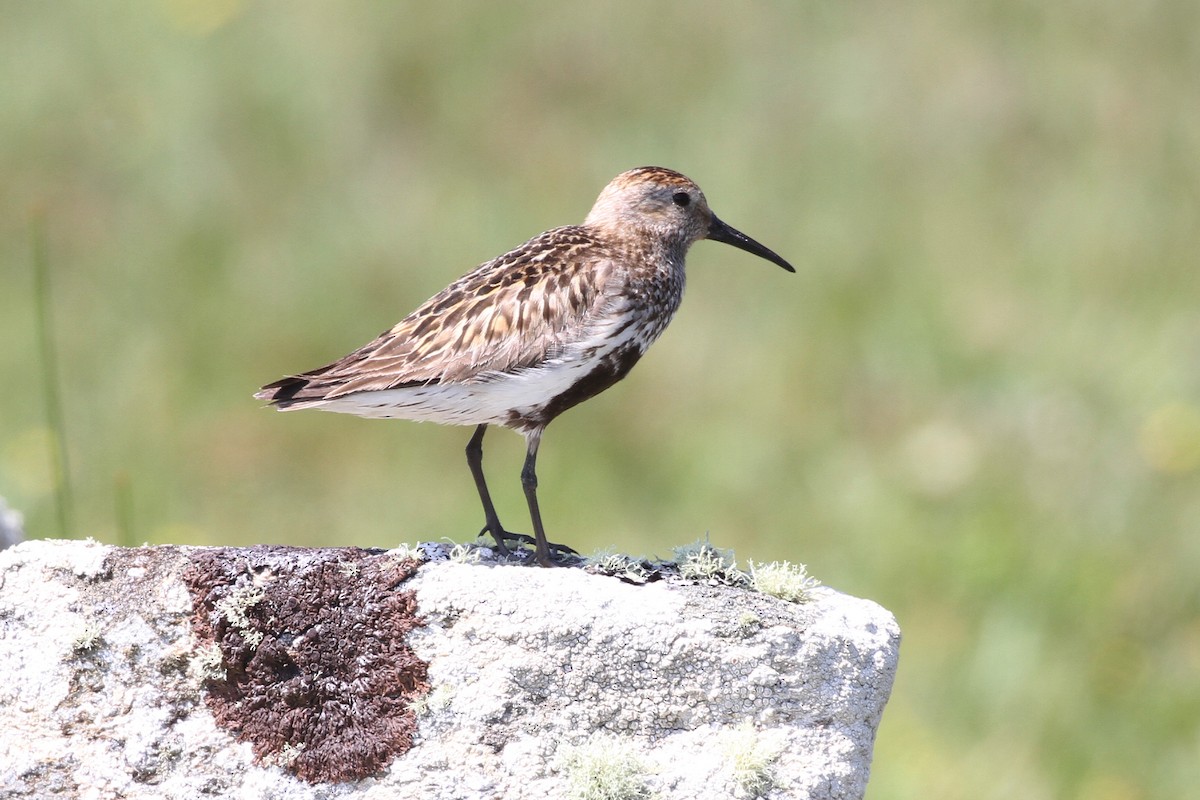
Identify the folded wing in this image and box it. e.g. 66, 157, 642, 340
256, 226, 616, 407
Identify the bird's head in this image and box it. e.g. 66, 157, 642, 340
585, 166, 794, 272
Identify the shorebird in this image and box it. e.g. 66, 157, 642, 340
257, 166, 794, 566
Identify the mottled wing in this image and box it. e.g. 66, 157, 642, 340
257, 226, 617, 405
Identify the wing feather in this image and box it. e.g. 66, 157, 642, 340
257, 226, 618, 405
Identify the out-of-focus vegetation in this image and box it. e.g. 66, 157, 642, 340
2, 2, 1198, 797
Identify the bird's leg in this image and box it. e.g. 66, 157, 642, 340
465, 424, 511, 556
518, 430, 580, 566
466, 425, 578, 563
519, 431, 553, 567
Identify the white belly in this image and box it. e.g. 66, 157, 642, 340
314, 359, 605, 425
307, 313, 656, 427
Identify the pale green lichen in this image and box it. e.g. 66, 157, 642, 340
69, 621, 104, 655
447, 542, 483, 564
215, 585, 265, 647
673, 540, 747, 586
409, 684, 454, 717
673, 541, 821, 603
188, 642, 227, 682
734, 611, 763, 637
723, 722, 783, 798
747, 560, 821, 604
389, 542, 426, 563
586, 549, 650, 583
558, 738, 654, 800
260, 741, 305, 769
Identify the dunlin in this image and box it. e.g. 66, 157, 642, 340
257, 167, 794, 566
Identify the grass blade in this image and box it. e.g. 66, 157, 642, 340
31, 214, 74, 539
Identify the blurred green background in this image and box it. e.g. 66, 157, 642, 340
2, 1, 1198, 797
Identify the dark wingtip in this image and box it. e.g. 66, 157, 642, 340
254, 377, 309, 407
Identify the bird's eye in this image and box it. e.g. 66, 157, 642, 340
672, 191, 691, 207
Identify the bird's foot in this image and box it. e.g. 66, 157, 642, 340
478, 527, 580, 564
500, 531, 580, 558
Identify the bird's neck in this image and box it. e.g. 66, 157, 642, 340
584, 219, 690, 268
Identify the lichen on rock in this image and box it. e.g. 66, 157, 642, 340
0, 540, 899, 799
182, 546, 429, 783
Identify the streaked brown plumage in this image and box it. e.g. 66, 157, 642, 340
257, 167, 794, 566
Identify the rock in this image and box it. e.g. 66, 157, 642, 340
0, 539, 899, 800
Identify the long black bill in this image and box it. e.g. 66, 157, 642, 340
706, 213, 795, 273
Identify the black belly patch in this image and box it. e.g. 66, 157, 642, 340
533, 345, 644, 426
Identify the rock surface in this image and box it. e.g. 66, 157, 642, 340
0, 539, 899, 799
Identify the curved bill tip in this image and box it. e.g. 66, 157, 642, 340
706, 213, 795, 273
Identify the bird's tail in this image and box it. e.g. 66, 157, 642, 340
254, 376, 327, 410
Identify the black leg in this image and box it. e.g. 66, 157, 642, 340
465, 424, 510, 555
467, 425, 578, 564
520, 431, 552, 567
